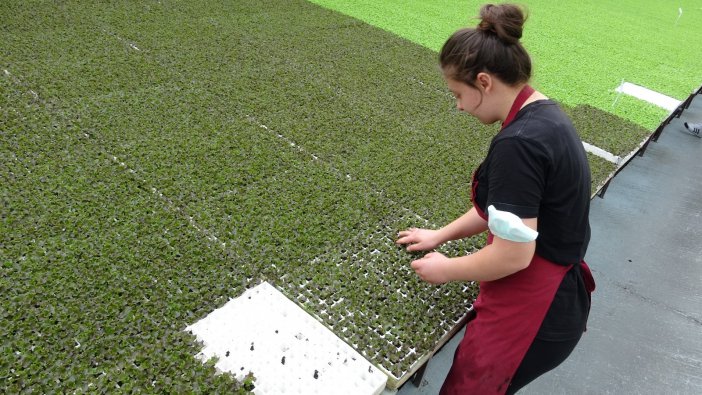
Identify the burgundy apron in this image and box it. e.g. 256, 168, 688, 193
440, 86, 596, 395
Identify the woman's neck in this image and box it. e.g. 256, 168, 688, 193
521, 90, 548, 109
498, 84, 531, 123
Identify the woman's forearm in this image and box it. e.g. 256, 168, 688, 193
444, 240, 535, 282
409, 233, 536, 284
445, 217, 538, 282
436, 207, 489, 244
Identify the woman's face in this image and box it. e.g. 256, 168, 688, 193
444, 75, 498, 125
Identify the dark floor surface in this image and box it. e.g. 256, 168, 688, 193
396, 92, 702, 395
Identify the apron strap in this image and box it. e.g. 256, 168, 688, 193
502, 84, 534, 129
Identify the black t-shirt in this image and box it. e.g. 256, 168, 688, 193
473, 100, 591, 340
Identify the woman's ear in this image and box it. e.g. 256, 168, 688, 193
476, 72, 492, 92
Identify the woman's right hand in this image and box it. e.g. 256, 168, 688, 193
396, 228, 442, 252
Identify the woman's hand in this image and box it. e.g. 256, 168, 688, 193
411, 252, 452, 284
396, 228, 442, 252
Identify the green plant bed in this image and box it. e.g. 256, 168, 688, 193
309, 0, 702, 131
588, 153, 618, 195
1, 0, 480, 386
0, 0, 656, 390
1, 79, 251, 393
565, 104, 652, 158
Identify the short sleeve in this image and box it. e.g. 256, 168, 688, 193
485, 137, 547, 218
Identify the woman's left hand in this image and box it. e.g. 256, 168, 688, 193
411, 252, 452, 285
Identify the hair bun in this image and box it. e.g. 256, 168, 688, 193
477, 4, 526, 45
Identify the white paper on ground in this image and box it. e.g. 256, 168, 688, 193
186, 282, 388, 395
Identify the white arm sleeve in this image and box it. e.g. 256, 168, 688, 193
487, 205, 538, 243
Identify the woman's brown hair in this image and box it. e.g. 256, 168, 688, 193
440, 3, 531, 88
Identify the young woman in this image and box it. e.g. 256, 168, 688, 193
396, 4, 595, 394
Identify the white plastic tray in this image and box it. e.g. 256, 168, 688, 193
186, 282, 388, 395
